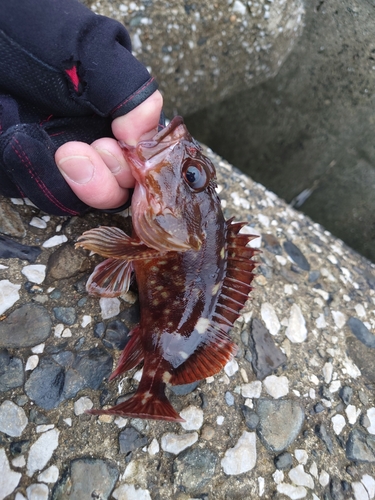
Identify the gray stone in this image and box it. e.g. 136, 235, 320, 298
53, 307, 77, 326
52, 458, 119, 500
47, 244, 90, 280
339, 386, 353, 406
173, 448, 218, 494
347, 317, 375, 348
0, 349, 24, 392
315, 423, 334, 455
0, 304, 51, 348
346, 334, 375, 383
0, 401, 27, 437
25, 358, 65, 410
169, 381, 199, 396
274, 452, 293, 470
283, 241, 310, 271
248, 318, 287, 380
346, 429, 375, 463
102, 320, 130, 350
257, 399, 305, 453
119, 427, 148, 455
242, 406, 259, 430
0, 198, 25, 238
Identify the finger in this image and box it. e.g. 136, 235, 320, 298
91, 137, 135, 189
55, 141, 130, 209
112, 90, 163, 145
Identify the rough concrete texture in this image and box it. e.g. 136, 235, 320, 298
1, 148, 375, 499
186, 0, 375, 262
84, 0, 304, 115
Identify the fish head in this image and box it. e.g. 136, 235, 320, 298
121, 116, 219, 252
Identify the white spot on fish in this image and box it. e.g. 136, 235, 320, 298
162, 371, 172, 383
179, 351, 189, 360
141, 391, 152, 405
220, 247, 225, 259
211, 282, 221, 296
195, 317, 210, 334
161, 291, 169, 299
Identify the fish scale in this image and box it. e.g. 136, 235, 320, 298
76, 116, 258, 422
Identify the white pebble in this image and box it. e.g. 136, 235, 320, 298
329, 380, 341, 393
25, 355, 39, 371
100, 297, 120, 319
288, 465, 314, 489
285, 304, 307, 343
27, 428, 60, 477
41, 216, 50, 222
352, 481, 370, 500
232, 0, 247, 15
365, 408, 375, 434
0, 401, 28, 437
62, 328, 72, 338
273, 469, 284, 484
74, 397, 93, 416
217, 416, 225, 425
81, 315, 92, 327
224, 358, 239, 376
63, 418, 72, 427
331, 310, 346, 328
0, 280, 21, 315
323, 362, 333, 383
0, 448, 22, 499
294, 449, 308, 465
113, 484, 152, 500
12, 455, 26, 468
42, 235, 67, 248
261, 302, 281, 335
10, 198, 24, 205
361, 474, 375, 499
29, 217, 47, 229
315, 313, 327, 329
263, 375, 289, 399
355, 303, 366, 318
160, 432, 198, 455
36, 424, 54, 433
133, 368, 143, 382
319, 470, 330, 487
26, 483, 49, 500
345, 405, 360, 425
114, 417, 128, 428
309, 462, 318, 478
148, 438, 160, 456
180, 406, 204, 430
54, 324, 64, 338
221, 431, 257, 475
241, 381, 262, 398
331, 414, 346, 435
258, 214, 270, 227
37, 465, 59, 483
276, 483, 307, 499
0, 264, 8, 269
258, 476, 265, 496
31, 343, 45, 354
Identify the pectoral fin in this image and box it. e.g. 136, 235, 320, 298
76, 226, 165, 260
86, 258, 134, 297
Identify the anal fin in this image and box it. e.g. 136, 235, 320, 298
109, 326, 143, 380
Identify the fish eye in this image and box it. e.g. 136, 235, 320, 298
182, 162, 209, 191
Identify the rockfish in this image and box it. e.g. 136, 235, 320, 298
76, 116, 257, 422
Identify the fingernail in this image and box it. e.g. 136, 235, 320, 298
57, 156, 95, 184
94, 148, 122, 174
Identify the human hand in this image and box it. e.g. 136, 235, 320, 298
55, 90, 163, 210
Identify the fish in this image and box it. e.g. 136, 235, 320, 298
76, 116, 258, 422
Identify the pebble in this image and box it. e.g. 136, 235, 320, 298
285, 304, 308, 343
364, 408, 375, 434
275, 452, 293, 470
331, 414, 346, 435
21, 264, 46, 284
26, 428, 60, 476
331, 310, 346, 329
0, 400, 27, 437
295, 449, 308, 465
74, 396, 93, 415
29, 216, 47, 229
249, 318, 287, 379
42, 235, 68, 248
81, 315, 91, 327
161, 432, 198, 455
169, 381, 199, 395
241, 380, 262, 398
283, 241, 310, 271
224, 357, 239, 376
112, 484, 151, 500
148, 438, 159, 456
24, 358, 64, 409
339, 385, 353, 405
119, 427, 148, 455
174, 448, 219, 494
288, 464, 314, 489
257, 399, 305, 452
0, 304, 51, 348
221, 431, 257, 475
263, 375, 289, 399
347, 317, 375, 348
242, 406, 260, 430
100, 297, 121, 319
277, 483, 307, 499
180, 406, 204, 430
25, 355, 39, 371
26, 483, 49, 500
0, 448, 22, 500
0, 200, 25, 238
0, 234, 40, 262
0, 279, 21, 315
47, 243, 89, 280
53, 458, 119, 499
315, 423, 334, 454
53, 306, 76, 326
0, 349, 24, 391
225, 391, 235, 406
260, 302, 281, 335
346, 404, 360, 424
102, 320, 130, 350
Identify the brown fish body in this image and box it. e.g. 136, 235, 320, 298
76, 117, 257, 421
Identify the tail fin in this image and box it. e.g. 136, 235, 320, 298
87, 388, 184, 422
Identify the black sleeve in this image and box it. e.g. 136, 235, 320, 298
0, 0, 158, 118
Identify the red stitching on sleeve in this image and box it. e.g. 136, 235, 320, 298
11, 138, 80, 216
111, 77, 156, 115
